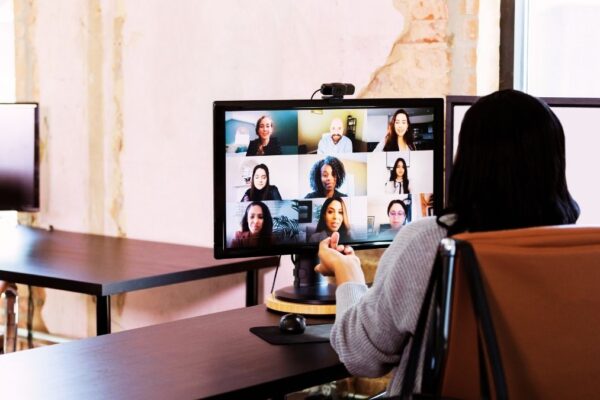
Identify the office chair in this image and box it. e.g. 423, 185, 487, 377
401, 225, 600, 400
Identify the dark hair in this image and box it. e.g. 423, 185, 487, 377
255, 115, 274, 137
387, 199, 409, 218
440, 89, 579, 234
389, 157, 410, 193
316, 197, 350, 238
241, 201, 273, 245
249, 164, 271, 200
309, 156, 346, 194
383, 109, 415, 151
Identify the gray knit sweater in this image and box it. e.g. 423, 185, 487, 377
330, 217, 447, 395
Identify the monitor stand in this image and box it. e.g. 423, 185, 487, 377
266, 252, 337, 315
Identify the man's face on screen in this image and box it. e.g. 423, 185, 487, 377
247, 205, 264, 234
330, 118, 344, 144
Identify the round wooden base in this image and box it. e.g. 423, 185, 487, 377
265, 293, 336, 315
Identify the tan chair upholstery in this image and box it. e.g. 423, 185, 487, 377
415, 226, 600, 399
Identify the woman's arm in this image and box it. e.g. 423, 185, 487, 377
321, 220, 446, 378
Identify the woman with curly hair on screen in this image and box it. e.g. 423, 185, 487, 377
304, 156, 347, 199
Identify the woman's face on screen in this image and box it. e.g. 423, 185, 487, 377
320, 164, 336, 193
257, 118, 273, 141
394, 161, 405, 179
324, 200, 344, 232
247, 205, 264, 234
388, 203, 406, 229
394, 114, 408, 137
253, 168, 268, 190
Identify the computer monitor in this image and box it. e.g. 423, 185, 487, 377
0, 103, 39, 212
214, 98, 444, 306
446, 96, 600, 224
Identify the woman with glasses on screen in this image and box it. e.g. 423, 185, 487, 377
374, 109, 416, 152
315, 90, 580, 396
246, 115, 282, 156
241, 164, 282, 201
377, 199, 409, 241
384, 157, 411, 195
309, 197, 352, 243
231, 201, 274, 248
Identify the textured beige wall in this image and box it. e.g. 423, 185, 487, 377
13, 0, 498, 338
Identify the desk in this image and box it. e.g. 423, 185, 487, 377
0, 226, 280, 335
0, 305, 348, 399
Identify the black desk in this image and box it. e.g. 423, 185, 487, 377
0, 226, 280, 335
0, 305, 348, 399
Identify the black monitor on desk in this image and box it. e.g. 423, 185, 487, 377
213, 98, 444, 308
0, 103, 39, 212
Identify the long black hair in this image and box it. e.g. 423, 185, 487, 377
388, 157, 410, 194
248, 164, 271, 201
315, 197, 351, 239
241, 201, 273, 245
439, 89, 579, 235
383, 109, 416, 151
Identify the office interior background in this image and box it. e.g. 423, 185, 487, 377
0, 0, 598, 343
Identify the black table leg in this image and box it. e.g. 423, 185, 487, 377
246, 270, 259, 307
96, 295, 111, 335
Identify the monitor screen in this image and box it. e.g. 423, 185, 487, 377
0, 103, 39, 212
446, 96, 600, 224
214, 98, 444, 258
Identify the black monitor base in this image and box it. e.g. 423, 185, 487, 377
274, 283, 336, 305
272, 252, 336, 305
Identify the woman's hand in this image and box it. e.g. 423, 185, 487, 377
315, 232, 365, 285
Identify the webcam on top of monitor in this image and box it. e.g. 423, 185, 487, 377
311, 83, 355, 101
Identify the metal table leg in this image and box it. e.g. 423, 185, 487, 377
96, 295, 111, 335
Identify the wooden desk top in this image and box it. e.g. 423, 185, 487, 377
0, 226, 279, 296
0, 305, 348, 399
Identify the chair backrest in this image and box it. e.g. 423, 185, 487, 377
431, 225, 600, 400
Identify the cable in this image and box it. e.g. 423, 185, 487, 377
310, 88, 321, 100
270, 255, 282, 294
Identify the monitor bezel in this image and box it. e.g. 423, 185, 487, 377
214, 97, 445, 259
0, 102, 40, 212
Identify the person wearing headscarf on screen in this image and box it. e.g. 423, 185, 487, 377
304, 156, 347, 199
246, 115, 282, 156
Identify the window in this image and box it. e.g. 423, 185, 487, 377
513, 0, 600, 96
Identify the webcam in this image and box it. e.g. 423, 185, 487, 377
319, 83, 355, 100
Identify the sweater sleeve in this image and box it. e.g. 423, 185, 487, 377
329, 218, 446, 378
